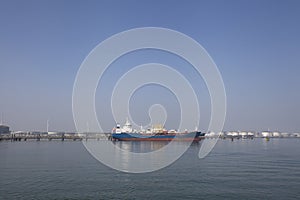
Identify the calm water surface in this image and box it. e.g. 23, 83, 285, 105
0, 138, 300, 200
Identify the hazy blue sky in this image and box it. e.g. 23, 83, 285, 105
0, 0, 299, 132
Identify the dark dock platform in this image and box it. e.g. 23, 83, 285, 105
0, 133, 111, 142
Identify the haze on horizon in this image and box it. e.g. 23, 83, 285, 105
0, 0, 300, 133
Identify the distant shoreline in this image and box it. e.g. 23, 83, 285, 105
1, 131, 299, 142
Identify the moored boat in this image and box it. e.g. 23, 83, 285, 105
111, 119, 204, 141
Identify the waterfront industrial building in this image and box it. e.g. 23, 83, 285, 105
0, 125, 10, 134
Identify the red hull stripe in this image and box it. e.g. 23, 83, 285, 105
114, 137, 203, 141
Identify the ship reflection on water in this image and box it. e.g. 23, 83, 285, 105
112, 141, 203, 172
83, 140, 202, 172
115, 140, 202, 153
116, 141, 170, 153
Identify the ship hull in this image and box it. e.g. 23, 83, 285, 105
112, 132, 204, 141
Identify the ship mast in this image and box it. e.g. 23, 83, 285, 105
47, 119, 49, 132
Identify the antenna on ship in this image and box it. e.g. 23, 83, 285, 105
86, 122, 90, 133
0, 113, 3, 125
140, 125, 144, 132
47, 119, 49, 132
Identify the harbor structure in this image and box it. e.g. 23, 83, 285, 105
0, 125, 10, 134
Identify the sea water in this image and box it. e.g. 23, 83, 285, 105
0, 138, 299, 199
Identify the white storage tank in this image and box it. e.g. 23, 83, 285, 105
272, 132, 281, 137
261, 131, 272, 137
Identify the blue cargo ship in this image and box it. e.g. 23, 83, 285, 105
111, 119, 204, 141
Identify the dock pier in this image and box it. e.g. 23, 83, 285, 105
0, 133, 111, 142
